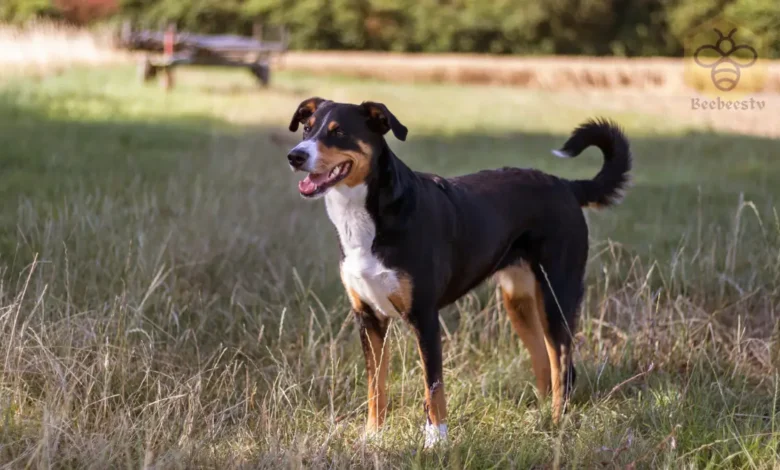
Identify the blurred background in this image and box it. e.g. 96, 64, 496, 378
1, 1, 779, 468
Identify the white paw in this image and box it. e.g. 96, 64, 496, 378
423, 423, 448, 448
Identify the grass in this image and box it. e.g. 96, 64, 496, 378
0, 64, 779, 469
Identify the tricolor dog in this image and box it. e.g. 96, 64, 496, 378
286, 98, 631, 447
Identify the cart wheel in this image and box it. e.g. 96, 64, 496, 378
138, 57, 157, 83
250, 62, 270, 87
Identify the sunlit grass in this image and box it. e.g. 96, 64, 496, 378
0, 66, 778, 468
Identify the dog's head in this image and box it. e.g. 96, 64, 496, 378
286, 98, 407, 198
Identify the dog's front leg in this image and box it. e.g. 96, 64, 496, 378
409, 307, 448, 447
355, 309, 391, 435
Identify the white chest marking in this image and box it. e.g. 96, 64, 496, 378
326, 184, 402, 318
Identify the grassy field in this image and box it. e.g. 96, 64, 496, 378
0, 65, 779, 469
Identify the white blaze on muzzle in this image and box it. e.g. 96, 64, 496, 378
289, 110, 332, 172
289, 139, 319, 172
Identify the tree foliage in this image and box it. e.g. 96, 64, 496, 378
2, 0, 778, 57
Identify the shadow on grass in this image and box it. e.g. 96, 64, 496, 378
1, 88, 778, 311
0, 87, 778, 468
2, 93, 777, 233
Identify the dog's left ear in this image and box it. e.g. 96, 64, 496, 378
361, 101, 408, 141
289, 97, 327, 132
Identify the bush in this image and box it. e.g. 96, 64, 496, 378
54, 0, 118, 24
1, 0, 778, 57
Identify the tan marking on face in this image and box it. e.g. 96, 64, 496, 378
342, 140, 373, 187
306, 116, 316, 128
368, 106, 383, 120
314, 139, 373, 188
327, 121, 339, 131
387, 273, 413, 315
303, 100, 319, 113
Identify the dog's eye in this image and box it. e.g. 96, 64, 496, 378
332, 127, 345, 137
303, 125, 312, 133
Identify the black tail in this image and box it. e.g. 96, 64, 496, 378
554, 118, 632, 208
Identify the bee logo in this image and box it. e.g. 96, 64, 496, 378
693, 28, 758, 92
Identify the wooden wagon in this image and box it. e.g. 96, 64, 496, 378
117, 23, 288, 90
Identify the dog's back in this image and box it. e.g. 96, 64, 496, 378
410, 119, 632, 309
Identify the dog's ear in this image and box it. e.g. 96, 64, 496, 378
289, 97, 327, 132
360, 101, 408, 141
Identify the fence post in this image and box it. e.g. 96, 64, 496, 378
162, 23, 176, 91
163, 23, 176, 59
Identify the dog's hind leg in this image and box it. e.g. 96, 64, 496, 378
536, 262, 583, 424
496, 264, 551, 398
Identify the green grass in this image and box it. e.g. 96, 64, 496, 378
0, 65, 779, 468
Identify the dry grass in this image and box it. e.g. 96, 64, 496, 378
2, 22, 779, 137
279, 52, 780, 138
0, 21, 128, 76
0, 65, 778, 468
280, 51, 780, 94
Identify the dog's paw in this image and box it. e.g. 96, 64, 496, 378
423, 423, 448, 449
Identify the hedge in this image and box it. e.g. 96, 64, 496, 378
2, 0, 778, 58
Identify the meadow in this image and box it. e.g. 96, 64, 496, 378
0, 64, 779, 469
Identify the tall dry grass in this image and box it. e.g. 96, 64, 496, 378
1, 147, 778, 467
0, 63, 778, 466
280, 51, 780, 94
0, 21, 127, 76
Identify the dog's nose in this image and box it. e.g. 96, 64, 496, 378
287, 149, 308, 169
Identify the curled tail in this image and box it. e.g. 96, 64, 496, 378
553, 118, 632, 208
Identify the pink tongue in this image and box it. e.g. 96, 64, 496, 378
298, 175, 318, 195
298, 170, 333, 195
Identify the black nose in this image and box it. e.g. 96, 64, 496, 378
287, 150, 308, 169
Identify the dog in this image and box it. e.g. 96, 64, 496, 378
286, 98, 631, 447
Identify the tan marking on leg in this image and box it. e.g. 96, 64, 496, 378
497, 265, 551, 397
365, 327, 391, 432
346, 288, 363, 311
340, 269, 364, 311
416, 344, 447, 427
427, 381, 447, 427
536, 285, 564, 424
387, 273, 413, 316
560, 343, 572, 399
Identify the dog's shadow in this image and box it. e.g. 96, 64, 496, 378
568, 361, 655, 409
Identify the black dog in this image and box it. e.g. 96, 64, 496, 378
286, 98, 631, 446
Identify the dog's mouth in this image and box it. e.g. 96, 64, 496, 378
298, 161, 352, 197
